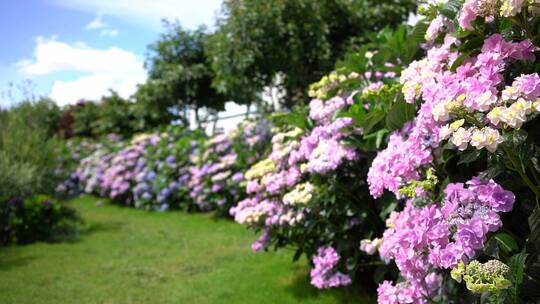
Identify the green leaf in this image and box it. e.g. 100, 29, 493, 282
509, 253, 527, 286
449, 52, 469, 72
457, 149, 482, 165
529, 207, 540, 246
409, 21, 429, 46
292, 248, 303, 262
458, 36, 484, 53
440, 0, 464, 19
508, 252, 527, 300
494, 233, 519, 253
385, 99, 416, 131
483, 237, 500, 259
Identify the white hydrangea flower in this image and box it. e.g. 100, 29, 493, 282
283, 182, 315, 205
470, 127, 504, 152
502, 86, 519, 101
469, 128, 485, 150
500, 0, 526, 17
483, 127, 504, 152
501, 98, 530, 128
475, 91, 498, 112
439, 124, 454, 140
487, 106, 505, 126
451, 127, 472, 151
432, 102, 451, 122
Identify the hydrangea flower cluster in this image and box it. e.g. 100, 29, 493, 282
132, 129, 201, 211
375, 177, 515, 303
368, 33, 538, 198
187, 119, 271, 213
99, 134, 160, 202
232, 97, 359, 229
230, 127, 306, 228
451, 259, 511, 295
459, 0, 529, 30
231, 93, 372, 289
55, 139, 107, 196
430, 35, 539, 153
310, 246, 352, 289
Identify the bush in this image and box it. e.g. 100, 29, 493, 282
132, 126, 205, 211
0, 194, 80, 246
0, 99, 63, 200
188, 119, 272, 215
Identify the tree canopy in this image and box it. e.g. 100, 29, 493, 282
145, 22, 227, 116
207, 0, 416, 108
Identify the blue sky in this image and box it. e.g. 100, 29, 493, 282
0, 0, 222, 107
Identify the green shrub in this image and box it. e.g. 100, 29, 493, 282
0, 194, 80, 245
0, 100, 63, 199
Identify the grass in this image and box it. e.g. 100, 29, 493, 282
0, 195, 374, 304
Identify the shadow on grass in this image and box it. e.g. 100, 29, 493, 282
0, 254, 35, 271
81, 221, 123, 236
284, 269, 376, 304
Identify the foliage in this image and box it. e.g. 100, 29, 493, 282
207, 0, 416, 107
0, 100, 63, 200
145, 22, 226, 117
0, 194, 80, 246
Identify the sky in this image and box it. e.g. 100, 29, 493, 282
0, 0, 223, 107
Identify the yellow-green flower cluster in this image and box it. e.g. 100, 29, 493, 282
451, 260, 512, 295
308, 71, 360, 100
283, 182, 315, 205
245, 159, 276, 180
398, 168, 438, 198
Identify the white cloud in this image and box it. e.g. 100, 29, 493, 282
17, 36, 146, 106
85, 13, 106, 30
85, 13, 119, 38
51, 0, 222, 30
100, 28, 118, 37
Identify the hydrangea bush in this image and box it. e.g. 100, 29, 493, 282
231, 25, 425, 290
132, 127, 205, 211
187, 119, 271, 215
366, 1, 540, 302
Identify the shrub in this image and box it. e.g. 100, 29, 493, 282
0, 100, 63, 200
188, 119, 272, 215
132, 126, 205, 211
364, 2, 540, 302
0, 194, 80, 246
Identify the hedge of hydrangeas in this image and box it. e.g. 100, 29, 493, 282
53, 2, 540, 302
58, 118, 272, 214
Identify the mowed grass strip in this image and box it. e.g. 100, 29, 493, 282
0, 195, 374, 304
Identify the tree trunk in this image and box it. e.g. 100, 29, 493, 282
212, 113, 219, 135
245, 102, 251, 119
195, 105, 200, 129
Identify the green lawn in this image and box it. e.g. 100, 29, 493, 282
0, 195, 374, 304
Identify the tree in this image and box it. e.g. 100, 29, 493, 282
131, 80, 179, 131
92, 91, 136, 137
144, 22, 226, 126
207, 0, 416, 108
71, 101, 100, 138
